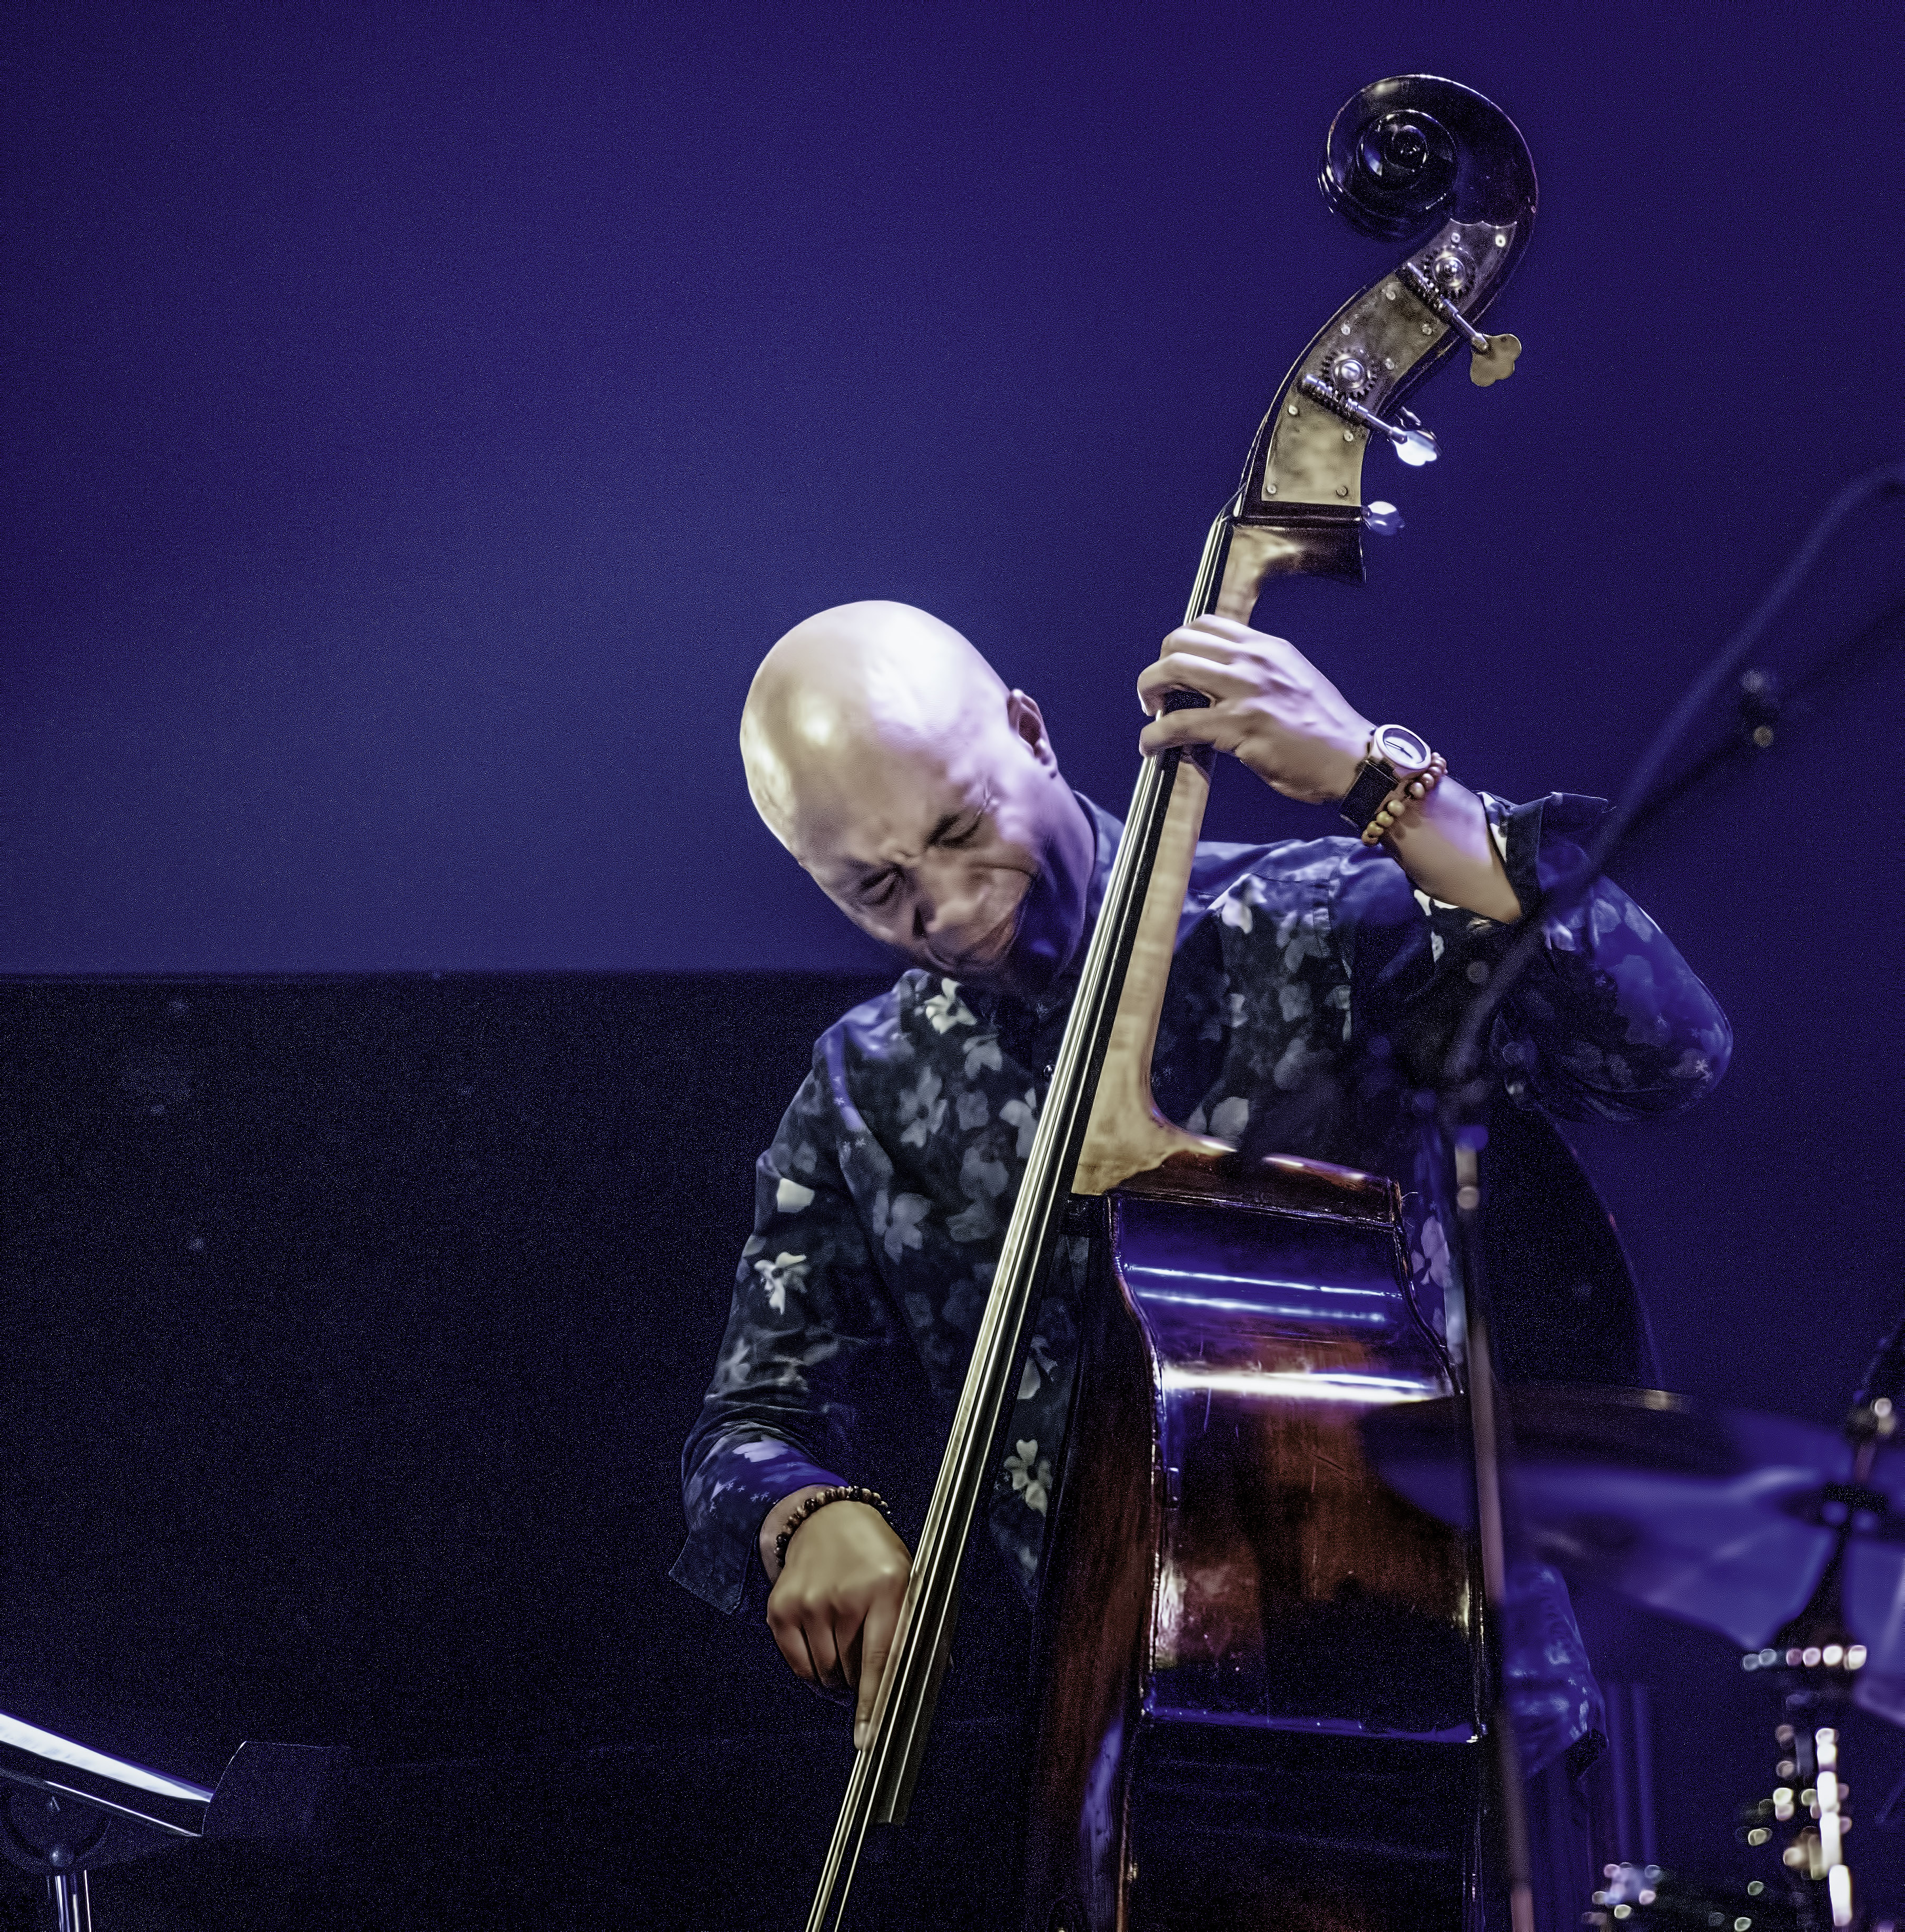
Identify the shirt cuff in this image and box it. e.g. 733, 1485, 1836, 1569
1406, 791, 1611, 960
1488, 789, 1610, 922
670, 1435, 845, 1616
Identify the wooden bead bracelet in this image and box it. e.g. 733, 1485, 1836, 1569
773, 1484, 894, 1575
1360, 750, 1448, 846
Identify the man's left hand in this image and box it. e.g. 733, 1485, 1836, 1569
1136, 615, 1370, 804
1135, 613, 1522, 922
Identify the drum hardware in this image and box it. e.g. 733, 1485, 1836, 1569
1362, 1298, 1905, 1930
1722, 1333, 1905, 1930
1586, 1860, 1799, 1930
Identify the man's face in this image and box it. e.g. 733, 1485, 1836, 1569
790, 689, 1094, 999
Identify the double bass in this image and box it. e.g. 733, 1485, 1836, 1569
807, 75, 1540, 1932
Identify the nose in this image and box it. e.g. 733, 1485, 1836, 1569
912, 853, 989, 954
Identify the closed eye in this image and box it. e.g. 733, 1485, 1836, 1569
854, 804, 986, 906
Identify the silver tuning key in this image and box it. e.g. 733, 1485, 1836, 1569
1297, 373, 1439, 466
1398, 261, 1522, 388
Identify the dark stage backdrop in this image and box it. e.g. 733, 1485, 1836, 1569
4, 972, 1905, 1930
2, 1, 1898, 980
0, 970, 1049, 1929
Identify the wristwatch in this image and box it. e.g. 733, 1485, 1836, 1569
1338, 723, 1435, 835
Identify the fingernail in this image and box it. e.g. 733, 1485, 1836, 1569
854, 1721, 868, 1751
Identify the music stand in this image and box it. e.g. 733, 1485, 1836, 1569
0, 1708, 346, 1929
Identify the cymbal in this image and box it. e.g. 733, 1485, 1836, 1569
1359, 1385, 1905, 1717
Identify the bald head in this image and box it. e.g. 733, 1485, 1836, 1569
741, 601, 1011, 854
737, 600, 1095, 994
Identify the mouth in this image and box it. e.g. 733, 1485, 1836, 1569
931, 895, 1024, 976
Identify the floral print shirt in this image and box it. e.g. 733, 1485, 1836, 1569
670, 788, 1730, 1758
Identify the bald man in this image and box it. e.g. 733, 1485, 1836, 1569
673, 600, 1729, 1771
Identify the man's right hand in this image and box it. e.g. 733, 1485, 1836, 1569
761, 1487, 912, 1751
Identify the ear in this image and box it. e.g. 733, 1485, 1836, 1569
1005, 689, 1059, 771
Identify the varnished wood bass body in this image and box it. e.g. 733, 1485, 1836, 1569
1026, 1153, 1478, 1932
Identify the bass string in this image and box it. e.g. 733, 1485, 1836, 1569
878, 745, 1178, 1706
847, 502, 1236, 1795
808, 691, 1194, 1928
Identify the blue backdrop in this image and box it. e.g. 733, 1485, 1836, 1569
4, 2, 1896, 977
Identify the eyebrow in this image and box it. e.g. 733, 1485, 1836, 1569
849, 808, 979, 888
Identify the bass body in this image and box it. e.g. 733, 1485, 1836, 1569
1027, 1153, 1476, 1931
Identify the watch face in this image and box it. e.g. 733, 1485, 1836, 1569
1371, 723, 1431, 771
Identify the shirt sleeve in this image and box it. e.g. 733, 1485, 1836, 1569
1339, 790, 1732, 1124
669, 1035, 896, 1616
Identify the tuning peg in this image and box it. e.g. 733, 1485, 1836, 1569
1390, 407, 1438, 467
1468, 334, 1521, 387
1297, 373, 1439, 465
1364, 500, 1403, 535
1397, 261, 1521, 387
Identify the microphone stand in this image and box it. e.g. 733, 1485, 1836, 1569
1432, 1105, 1535, 1932
1425, 458, 1905, 1932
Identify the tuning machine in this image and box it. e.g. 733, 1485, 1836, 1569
1297, 373, 1438, 466
1398, 260, 1521, 387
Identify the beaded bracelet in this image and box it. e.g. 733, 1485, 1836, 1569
773, 1484, 894, 1576
1360, 750, 1448, 846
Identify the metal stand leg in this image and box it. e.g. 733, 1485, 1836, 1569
47, 1870, 90, 1932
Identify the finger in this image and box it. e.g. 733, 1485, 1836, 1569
800, 1621, 844, 1692
1190, 614, 1290, 653
1137, 651, 1256, 711
1151, 628, 1244, 675
853, 1593, 902, 1752
1138, 710, 1232, 759
768, 1598, 816, 1683
1162, 615, 1291, 653
806, 1610, 845, 1690
1140, 649, 1240, 695
1189, 614, 1294, 651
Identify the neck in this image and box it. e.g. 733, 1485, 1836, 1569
1070, 745, 1227, 1194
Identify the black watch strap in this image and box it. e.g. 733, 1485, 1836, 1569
1338, 759, 1397, 834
